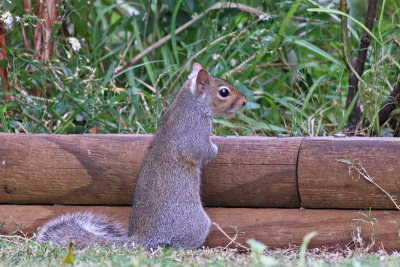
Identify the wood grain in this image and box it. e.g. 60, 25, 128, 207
1, 205, 399, 251
0, 134, 301, 208
298, 137, 400, 209
202, 164, 298, 207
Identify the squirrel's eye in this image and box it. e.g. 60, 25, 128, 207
218, 88, 230, 98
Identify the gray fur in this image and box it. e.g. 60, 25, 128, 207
36, 66, 246, 250
36, 212, 128, 248
128, 80, 216, 250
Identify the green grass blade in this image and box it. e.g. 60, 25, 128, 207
293, 39, 344, 67
101, 61, 118, 87
378, 0, 386, 43
302, 75, 326, 112
170, 0, 182, 65
337, 89, 360, 131
307, 8, 382, 45
132, 19, 156, 85
238, 113, 288, 133
389, 56, 400, 71
0, 106, 9, 132
212, 118, 236, 128
274, 0, 302, 48
299, 231, 318, 267
306, 0, 359, 40
112, 61, 163, 80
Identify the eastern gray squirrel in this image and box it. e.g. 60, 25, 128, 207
36, 63, 247, 250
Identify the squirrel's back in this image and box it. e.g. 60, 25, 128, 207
36, 212, 129, 248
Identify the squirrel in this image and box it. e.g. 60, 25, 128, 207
36, 63, 247, 250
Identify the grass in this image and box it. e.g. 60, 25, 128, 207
1, 235, 400, 266
0, 0, 399, 136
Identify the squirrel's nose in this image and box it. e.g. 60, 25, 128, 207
242, 98, 247, 106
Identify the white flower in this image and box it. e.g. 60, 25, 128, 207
258, 14, 271, 21
230, 58, 237, 67
68, 37, 81, 52
212, 54, 221, 60
1, 11, 13, 25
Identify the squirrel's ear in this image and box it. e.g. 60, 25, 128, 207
191, 63, 202, 73
188, 63, 202, 81
196, 69, 210, 95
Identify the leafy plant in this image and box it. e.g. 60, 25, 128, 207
0, 0, 398, 136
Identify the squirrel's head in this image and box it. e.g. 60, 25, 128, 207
189, 63, 247, 117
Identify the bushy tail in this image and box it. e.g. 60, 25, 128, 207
36, 212, 129, 248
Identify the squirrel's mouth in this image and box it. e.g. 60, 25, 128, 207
225, 109, 237, 115
224, 110, 238, 117
227, 103, 244, 114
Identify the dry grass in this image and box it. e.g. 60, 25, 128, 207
339, 158, 400, 211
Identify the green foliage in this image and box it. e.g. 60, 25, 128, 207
248, 239, 277, 266
299, 231, 318, 267
0, 0, 399, 136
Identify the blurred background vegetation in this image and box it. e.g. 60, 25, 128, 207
0, 0, 399, 136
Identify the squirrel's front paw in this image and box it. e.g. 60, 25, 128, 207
211, 142, 218, 155
202, 142, 218, 165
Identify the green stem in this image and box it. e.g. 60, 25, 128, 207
273, 0, 302, 48
171, 0, 183, 65
378, 0, 386, 44
132, 20, 156, 86
339, 1, 366, 86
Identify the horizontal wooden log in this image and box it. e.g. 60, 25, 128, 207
298, 137, 400, 209
0, 134, 301, 208
5, 134, 400, 209
1, 205, 400, 250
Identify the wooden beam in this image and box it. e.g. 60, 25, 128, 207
1, 205, 400, 250
298, 137, 400, 209
3, 134, 400, 210
0, 134, 301, 208
204, 136, 300, 207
